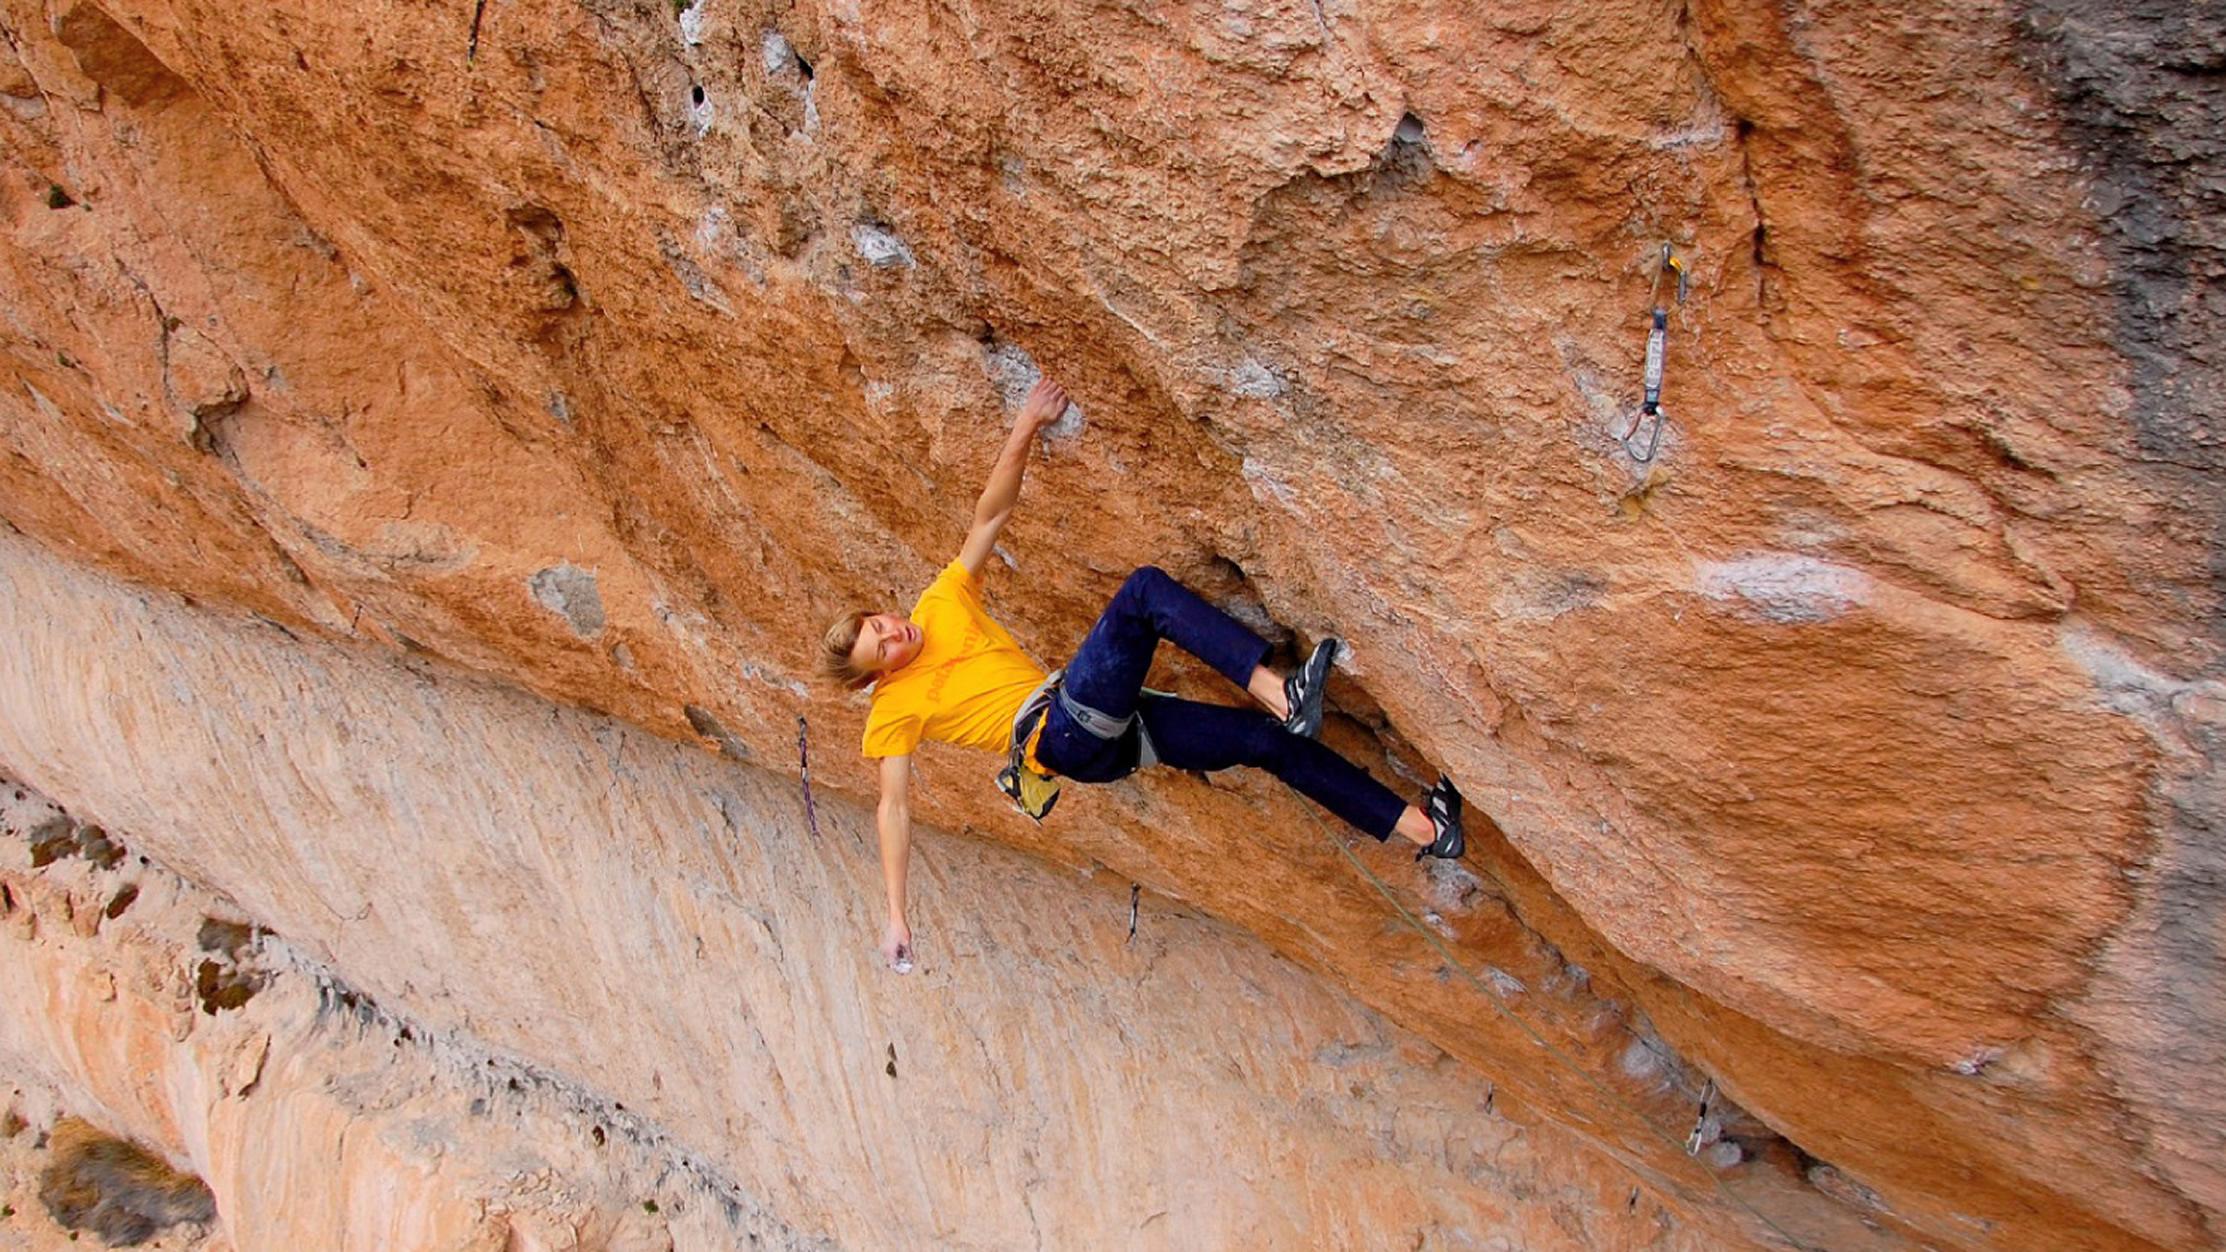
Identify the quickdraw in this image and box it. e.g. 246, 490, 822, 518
1684, 1077, 1717, 1155
797, 715, 821, 839
1619, 243, 1688, 463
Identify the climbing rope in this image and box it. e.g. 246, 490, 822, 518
1276, 777, 1826, 1252
1619, 243, 1688, 464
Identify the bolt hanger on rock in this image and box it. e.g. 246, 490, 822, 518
1619, 243, 1688, 464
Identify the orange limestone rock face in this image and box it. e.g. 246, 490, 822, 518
0, 0, 2217, 1249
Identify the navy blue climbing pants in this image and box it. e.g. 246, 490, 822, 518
1034, 566, 1408, 840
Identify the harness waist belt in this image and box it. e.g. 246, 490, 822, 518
1054, 681, 1159, 770
995, 673, 1162, 821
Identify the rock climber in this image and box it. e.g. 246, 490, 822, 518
818, 377, 1465, 973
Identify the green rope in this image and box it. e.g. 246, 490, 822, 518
1283, 781, 1828, 1252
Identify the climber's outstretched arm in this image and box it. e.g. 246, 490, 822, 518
876, 753, 916, 972
956, 378, 1067, 576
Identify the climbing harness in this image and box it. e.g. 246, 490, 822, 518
996, 673, 1067, 822
1274, 774, 1826, 1252
1618, 243, 1688, 463
797, 716, 821, 839
995, 671, 1167, 821
1055, 682, 1163, 772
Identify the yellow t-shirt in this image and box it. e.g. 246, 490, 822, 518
862, 560, 1047, 758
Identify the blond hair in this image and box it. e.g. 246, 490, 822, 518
818, 610, 878, 690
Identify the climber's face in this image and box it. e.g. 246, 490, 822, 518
851, 613, 923, 675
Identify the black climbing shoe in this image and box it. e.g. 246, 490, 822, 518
1283, 637, 1339, 739
1417, 777, 1465, 861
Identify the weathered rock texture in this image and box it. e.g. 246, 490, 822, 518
0, 0, 2218, 1247
0, 543, 1727, 1252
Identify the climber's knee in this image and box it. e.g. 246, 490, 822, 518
1121, 565, 1170, 594
1112, 565, 1173, 611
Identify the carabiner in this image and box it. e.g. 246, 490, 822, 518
1619, 405, 1666, 463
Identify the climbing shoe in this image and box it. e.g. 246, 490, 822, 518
1417, 777, 1465, 861
1283, 637, 1339, 739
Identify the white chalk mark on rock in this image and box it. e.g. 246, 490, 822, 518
761, 30, 796, 76
529, 564, 606, 638
1240, 457, 1300, 513
850, 222, 913, 269
1215, 357, 1287, 399
1695, 554, 1869, 623
982, 341, 1083, 437
2061, 625, 2226, 730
